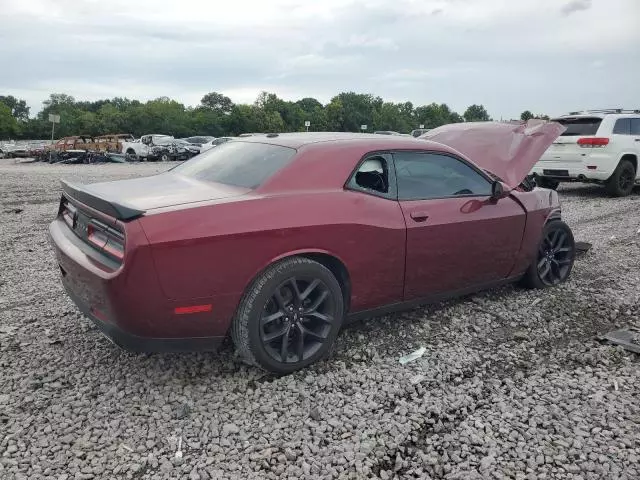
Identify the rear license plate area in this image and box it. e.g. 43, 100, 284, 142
543, 169, 569, 177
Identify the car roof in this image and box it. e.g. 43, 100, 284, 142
233, 132, 432, 150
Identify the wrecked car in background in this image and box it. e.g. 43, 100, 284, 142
47, 135, 99, 153
49, 122, 574, 374
121, 134, 174, 160
147, 138, 200, 162
95, 134, 135, 153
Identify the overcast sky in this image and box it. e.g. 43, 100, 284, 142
1, 0, 638, 119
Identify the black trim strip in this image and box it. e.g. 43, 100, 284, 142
61, 179, 145, 221
346, 276, 521, 323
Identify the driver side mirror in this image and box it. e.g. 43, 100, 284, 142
490, 180, 509, 201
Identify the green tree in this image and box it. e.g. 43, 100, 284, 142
325, 92, 379, 132
200, 92, 234, 115
296, 98, 328, 131
520, 110, 534, 121
0, 95, 30, 121
414, 103, 463, 128
0, 103, 19, 139
463, 104, 491, 122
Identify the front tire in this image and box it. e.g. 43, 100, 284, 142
521, 221, 575, 289
231, 257, 344, 374
605, 160, 636, 197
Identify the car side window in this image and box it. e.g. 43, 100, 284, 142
394, 151, 492, 201
613, 118, 631, 135
630, 118, 640, 136
347, 153, 395, 198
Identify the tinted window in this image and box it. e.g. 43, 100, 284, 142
613, 118, 631, 135
631, 119, 640, 135
555, 117, 602, 136
172, 141, 296, 189
394, 152, 492, 200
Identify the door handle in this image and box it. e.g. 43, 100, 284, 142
410, 211, 429, 222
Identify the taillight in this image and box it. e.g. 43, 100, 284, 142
60, 200, 77, 229
577, 137, 609, 148
87, 220, 125, 261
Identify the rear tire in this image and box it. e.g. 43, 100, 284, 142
521, 220, 575, 289
536, 177, 559, 190
231, 257, 344, 374
605, 160, 636, 197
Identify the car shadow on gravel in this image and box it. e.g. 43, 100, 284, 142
559, 184, 640, 199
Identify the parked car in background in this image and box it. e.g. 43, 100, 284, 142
411, 128, 431, 138
121, 134, 174, 160
374, 130, 403, 135
180, 136, 214, 147
3, 144, 30, 158
147, 138, 200, 162
531, 109, 640, 196
96, 134, 135, 153
200, 136, 235, 152
49, 123, 572, 374
48, 135, 98, 153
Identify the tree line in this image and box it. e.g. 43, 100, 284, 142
0, 92, 547, 140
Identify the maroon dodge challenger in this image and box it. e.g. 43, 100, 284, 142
49, 122, 574, 373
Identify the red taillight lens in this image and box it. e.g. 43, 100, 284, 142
87, 223, 108, 249
87, 221, 125, 261
60, 200, 77, 229
577, 137, 609, 147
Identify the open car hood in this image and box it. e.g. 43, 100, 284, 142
418, 120, 566, 188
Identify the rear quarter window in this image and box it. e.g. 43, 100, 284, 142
555, 117, 602, 136
613, 118, 631, 135
172, 141, 296, 189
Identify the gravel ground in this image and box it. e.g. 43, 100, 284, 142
1, 160, 639, 480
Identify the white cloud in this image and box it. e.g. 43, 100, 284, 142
0, 0, 638, 119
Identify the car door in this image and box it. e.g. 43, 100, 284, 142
612, 118, 635, 159
631, 118, 640, 178
393, 150, 527, 300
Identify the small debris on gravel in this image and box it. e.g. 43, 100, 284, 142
398, 346, 426, 364
601, 328, 640, 354
3, 207, 23, 214
1, 163, 640, 479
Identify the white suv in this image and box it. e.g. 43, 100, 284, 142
531, 109, 640, 196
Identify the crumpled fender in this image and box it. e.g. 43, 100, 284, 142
419, 120, 566, 189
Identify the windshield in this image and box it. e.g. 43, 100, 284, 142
554, 117, 602, 136
172, 141, 296, 189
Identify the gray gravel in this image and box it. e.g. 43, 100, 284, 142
1, 160, 639, 480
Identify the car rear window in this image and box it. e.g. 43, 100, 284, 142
554, 117, 602, 136
172, 141, 296, 189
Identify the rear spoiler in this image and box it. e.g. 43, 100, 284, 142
60, 179, 145, 221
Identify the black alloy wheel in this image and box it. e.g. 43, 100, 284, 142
521, 220, 575, 289
537, 227, 574, 286
260, 277, 335, 364
618, 165, 635, 193
606, 160, 636, 197
232, 257, 344, 373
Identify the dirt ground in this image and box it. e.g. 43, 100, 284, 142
1, 160, 639, 480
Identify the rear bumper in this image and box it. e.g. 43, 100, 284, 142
64, 284, 223, 352
49, 216, 229, 350
531, 153, 618, 182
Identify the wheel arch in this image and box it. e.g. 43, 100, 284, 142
619, 153, 637, 173
249, 249, 352, 314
